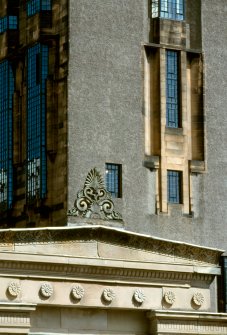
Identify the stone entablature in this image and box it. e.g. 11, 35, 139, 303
147, 310, 227, 334
0, 226, 222, 314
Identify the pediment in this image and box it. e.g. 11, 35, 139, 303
0, 225, 222, 267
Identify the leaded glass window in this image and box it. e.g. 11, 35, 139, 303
105, 164, 122, 198
27, 43, 49, 200
166, 50, 180, 128
167, 170, 182, 203
0, 16, 18, 33
27, 0, 52, 17
151, 0, 184, 20
0, 60, 14, 209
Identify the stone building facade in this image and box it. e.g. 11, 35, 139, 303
0, 0, 226, 333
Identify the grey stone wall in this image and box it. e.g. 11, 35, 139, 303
68, 1, 227, 253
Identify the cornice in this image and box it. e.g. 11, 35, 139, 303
0, 252, 215, 284
0, 225, 222, 265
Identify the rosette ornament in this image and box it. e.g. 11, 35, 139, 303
164, 291, 176, 305
192, 292, 204, 306
40, 282, 54, 298
133, 289, 146, 304
71, 284, 85, 300
102, 288, 115, 302
8, 282, 21, 297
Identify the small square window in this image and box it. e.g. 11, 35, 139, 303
167, 170, 182, 203
105, 163, 122, 198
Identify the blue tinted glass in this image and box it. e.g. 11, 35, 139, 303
27, 0, 51, 16
0, 17, 8, 33
167, 170, 181, 203
41, 0, 51, 10
27, 43, 48, 200
8, 16, 18, 29
166, 50, 179, 128
105, 164, 121, 198
0, 61, 14, 209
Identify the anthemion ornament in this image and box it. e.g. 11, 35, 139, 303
192, 292, 204, 306
71, 284, 85, 300
133, 289, 146, 304
8, 282, 21, 297
68, 168, 122, 220
164, 291, 176, 305
40, 282, 54, 298
102, 288, 115, 302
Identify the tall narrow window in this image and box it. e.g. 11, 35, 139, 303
105, 163, 122, 198
166, 50, 180, 128
27, 0, 51, 17
167, 170, 182, 204
151, 0, 184, 20
27, 43, 49, 200
0, 61, 14, 210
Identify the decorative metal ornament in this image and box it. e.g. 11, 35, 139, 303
133, 289, 146, 304
68, 168, 122, 220
102, 288, 115, 302
40, 282, 53, 298
71, 284, 85, 300
8, 282, 21, 297
192, 292, 204, 306
164, 291, 175, 305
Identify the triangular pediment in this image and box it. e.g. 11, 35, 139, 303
0, 225, 222, 267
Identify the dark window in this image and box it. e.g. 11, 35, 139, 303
167, 170, 182, 203
105, 163, 122, 198
166, 50, 180, 128
27, 0, 51, 17
0, 61, 14, 210
0, 16, 18, 34
220, 257, 227, 312
27, 43, 49, 200
151, 0, 184, 20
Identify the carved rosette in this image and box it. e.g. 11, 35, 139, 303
102, 288, 115, 302
8, 282, 21, 297
133, 289, 145, 304
164, 291, 175, 305
40, 282, 54, 298
68, 168, 122, 220
192, 292, 204, 306
71, 284, 85, 300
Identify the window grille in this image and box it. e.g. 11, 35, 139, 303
151, 0, 184, 20
167, 170, 181, 203
0, 61, 14, 209
27, 0, 51, 17
105, 164, 122, 198
27, 43, 49, 200
0, 16, 18, 33
166, 50, 180, 128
